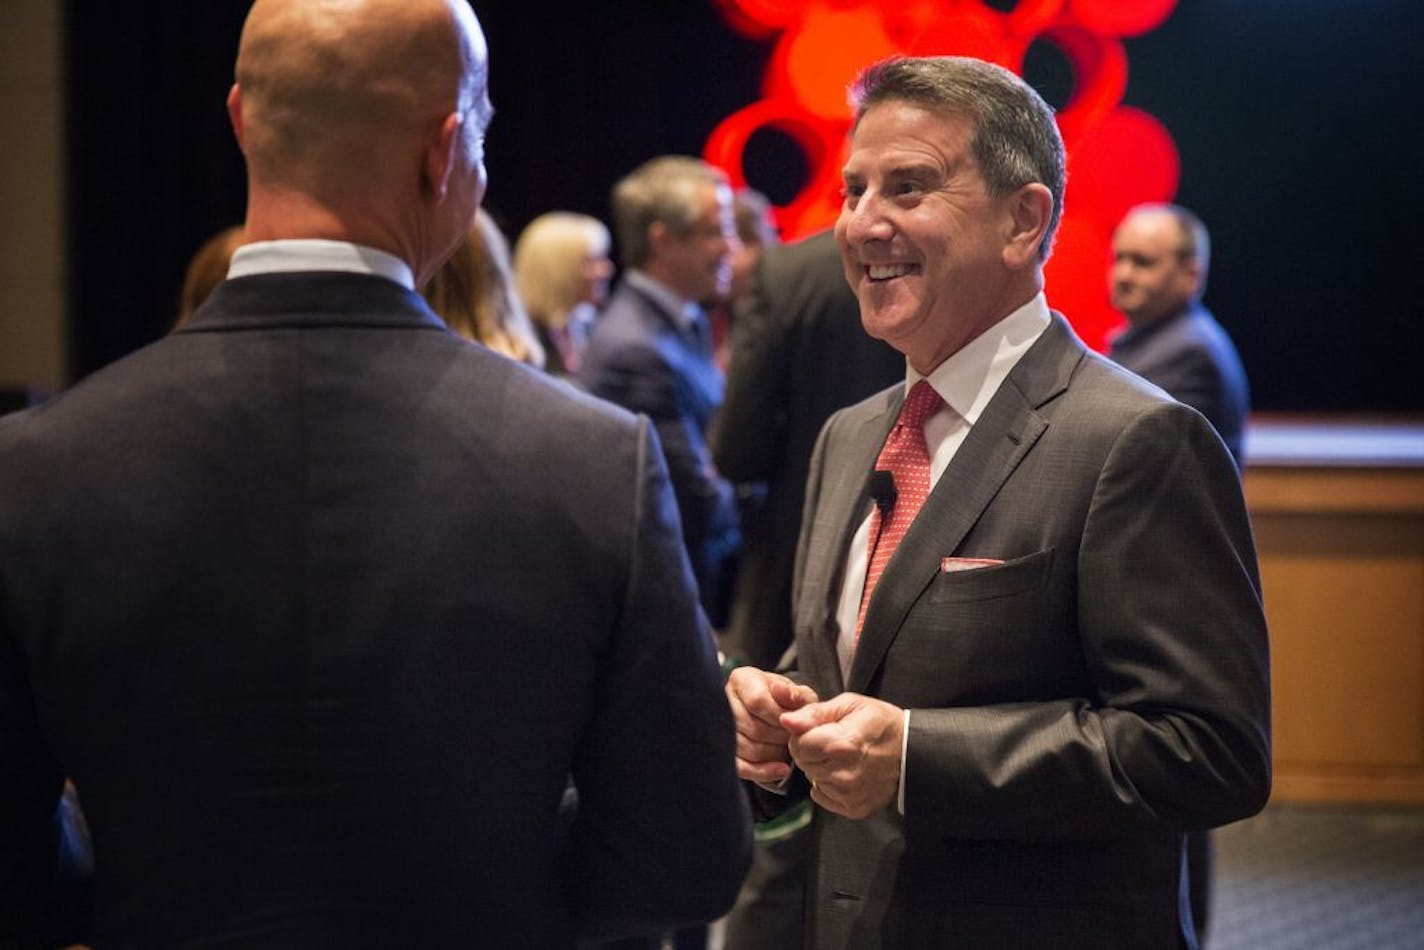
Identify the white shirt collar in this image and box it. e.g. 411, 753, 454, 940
908, 292, 1052, 425
227, 239, 415, 291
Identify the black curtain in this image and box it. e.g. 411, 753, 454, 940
65, 1, 1424, 411
66, 3, 251, 377
1119, 0, 1424, 415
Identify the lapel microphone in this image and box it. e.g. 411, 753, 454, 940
869, 469, 897, 515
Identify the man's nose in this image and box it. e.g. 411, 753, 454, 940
843, 194, 894, 245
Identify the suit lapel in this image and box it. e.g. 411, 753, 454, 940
802, 389, 900, 696
846, 316, 1084, 693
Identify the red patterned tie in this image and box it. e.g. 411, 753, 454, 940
855, 380, 943, 644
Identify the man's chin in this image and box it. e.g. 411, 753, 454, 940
860, 312, 910, 346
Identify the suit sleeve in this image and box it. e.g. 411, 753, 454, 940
902, 402, 1271, 842
563, 416, 751, 940
710, 250, 789, 484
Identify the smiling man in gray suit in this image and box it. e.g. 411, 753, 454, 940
0, 1, 748, 946
726, 57, 1270, 950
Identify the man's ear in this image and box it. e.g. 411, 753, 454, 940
227, 83, 245, 148
648, 220, 671, 255
1003, 182, 1053, 270
1180, 254, 1204, 296
423, 111, 462, 203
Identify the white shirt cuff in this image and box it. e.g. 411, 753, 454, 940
898, 709, 910, 814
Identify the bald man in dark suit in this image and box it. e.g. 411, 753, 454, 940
0, 3, 748, 946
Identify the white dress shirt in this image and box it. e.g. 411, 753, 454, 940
228, 239, 415, 291
830, 293, 1051, 812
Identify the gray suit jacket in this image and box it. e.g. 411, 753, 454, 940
788, 315, 1270, 949
0, 272, 751, 948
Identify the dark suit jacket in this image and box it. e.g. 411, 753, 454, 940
1108, 304, 1250, 467
710, 231, 902, 670
0, 272, 751, 948
580, 278, 739, 622
784, 315, 1270, 950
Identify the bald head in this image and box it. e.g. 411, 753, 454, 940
235, 0, 487, 195
230, 0, 491, 282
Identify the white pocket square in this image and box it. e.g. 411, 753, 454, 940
940, 556, 1004, 573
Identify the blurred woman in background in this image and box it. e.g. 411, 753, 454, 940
513, 211, 613, 378
425, 209, 544, 368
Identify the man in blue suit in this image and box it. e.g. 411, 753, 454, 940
581, 156, 741, 628
1109, 203, 1250, 468
0, 2, 749, 946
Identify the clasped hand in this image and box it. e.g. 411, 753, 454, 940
726, 667, 905, 820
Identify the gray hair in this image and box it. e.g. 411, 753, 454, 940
850, 56, 1066, 262
611, 156, 729, 268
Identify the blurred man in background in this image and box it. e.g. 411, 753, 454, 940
1109, 203, 1250, 468
581, 156, 742, 631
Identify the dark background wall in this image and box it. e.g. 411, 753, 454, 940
64, 0, 1423, 412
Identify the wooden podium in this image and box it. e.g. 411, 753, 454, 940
1243, 417, 1424, 804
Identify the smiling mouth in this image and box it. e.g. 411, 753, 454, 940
865, 263, 919, 281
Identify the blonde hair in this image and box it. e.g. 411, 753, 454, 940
513, 212, 611, 331
425, 210, 546, 367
